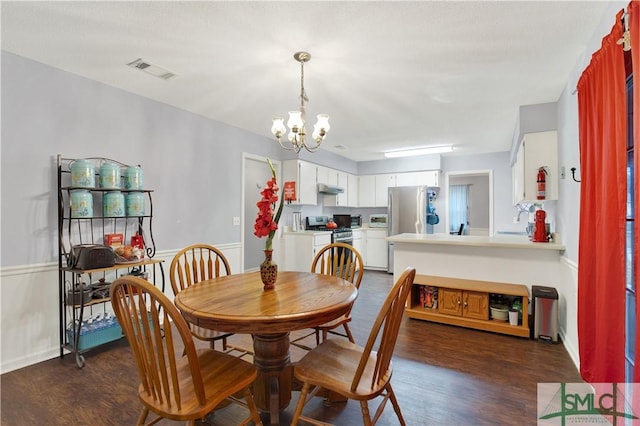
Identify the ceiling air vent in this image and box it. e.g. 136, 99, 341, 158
126, 58, 176, 80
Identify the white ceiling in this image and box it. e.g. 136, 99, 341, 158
1, 1, 611, 162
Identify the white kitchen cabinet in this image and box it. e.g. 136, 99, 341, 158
323, 169, 351, 207
512, 130, 558, 203
395, 170, 439, 187
283, 160, 318, 205
358, 174, 396, 207
375, 174, 396, 207
347, 173, 358, 207
358, 175, 376, 207
283, 231, 332, 272
363, 228, 388, 270
316, 165, 329, 187
352, 229, 364, 260
336, 171, 349, 206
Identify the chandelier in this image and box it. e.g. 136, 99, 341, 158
271, 52, 330, 153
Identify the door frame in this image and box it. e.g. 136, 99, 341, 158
242, 153, 282, 272
444, 169, 494, 236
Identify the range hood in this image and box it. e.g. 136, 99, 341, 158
317, 183, 344, 194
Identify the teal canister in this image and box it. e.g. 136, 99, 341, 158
125, 192, 145, 216
70, 159, 95, 188
124, 166, 143, 190
70, 190, 93, 218
99, 162, 120, 189
103, 191, 125, 217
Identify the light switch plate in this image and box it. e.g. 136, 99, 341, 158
232, 216, 240, 226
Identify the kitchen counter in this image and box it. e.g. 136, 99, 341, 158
387, 233, 565, 251
388, 232, 566, 293
283, 229, 332, 236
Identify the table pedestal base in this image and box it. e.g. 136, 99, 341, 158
252, 332, 292, 425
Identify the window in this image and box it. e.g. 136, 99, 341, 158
449, 185, 468, 234
624, 69, 635, 384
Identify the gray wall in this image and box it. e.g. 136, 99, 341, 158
1, 51, 284, 267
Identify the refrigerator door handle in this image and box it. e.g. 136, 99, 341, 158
416, 187, 426, 234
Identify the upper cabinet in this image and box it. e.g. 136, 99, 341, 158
346, 173, 358, 207
283, 159, 318, 205
285, 159, 441, 208
359, 174, 395, 207
512, 130, 558, 203
375, 174, 396, 207
323, 168, 356, 207
358, 175, 376, 207
395, 170, 439, 187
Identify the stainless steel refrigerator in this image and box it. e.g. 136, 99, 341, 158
387, 185, 438, 273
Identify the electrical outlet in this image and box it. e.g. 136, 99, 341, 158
560, 166, 566, 179
232, 216, 240, 226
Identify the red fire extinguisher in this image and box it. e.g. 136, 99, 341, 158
537, 167, 547, 200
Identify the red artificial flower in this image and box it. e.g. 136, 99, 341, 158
254, 159, 284, 251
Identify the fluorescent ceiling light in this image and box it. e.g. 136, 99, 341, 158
384, 145, 453, 158
126, 58, 176, 80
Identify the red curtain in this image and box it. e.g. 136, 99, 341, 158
630, 0, 640, 384
577, 10, 627, 383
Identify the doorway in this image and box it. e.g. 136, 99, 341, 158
445, 170, 493, 236
242, 154, 281, 272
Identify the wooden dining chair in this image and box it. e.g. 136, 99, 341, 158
291, 266, 416, 426
110, 276, 263, 426
170, 244, 251, 357
290, 242, 364, 351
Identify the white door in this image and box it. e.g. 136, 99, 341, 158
243, 156, 275, 271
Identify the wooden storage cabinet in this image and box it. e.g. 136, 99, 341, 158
438, 288, 488, 320
57, 155, 164, 368
407, 275, 530, 338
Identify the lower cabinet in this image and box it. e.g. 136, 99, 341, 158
363, 228, 388, 270
352, 229, 364, 260
407, 274, 530, 338
438, 288, 488, 320
283, 232, 332, 272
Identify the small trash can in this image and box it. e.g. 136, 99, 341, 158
532, 285, 558, 343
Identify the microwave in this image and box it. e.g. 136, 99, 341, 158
369, 214, 388, 228
350, 214, 362, 228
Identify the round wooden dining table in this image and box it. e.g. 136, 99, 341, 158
174, 270, 358, 425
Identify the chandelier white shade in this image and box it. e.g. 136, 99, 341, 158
271, 52, 330, 153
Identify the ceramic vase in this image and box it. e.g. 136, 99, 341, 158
260, 249, 277, 290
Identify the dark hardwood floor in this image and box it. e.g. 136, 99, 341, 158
1, 271, 581, 425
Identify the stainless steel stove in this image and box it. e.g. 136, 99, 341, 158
305, 215, 354, 277
305, 216, 353, 244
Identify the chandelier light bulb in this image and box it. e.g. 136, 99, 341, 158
315, 114, 330, 132
271, 117, 286, 138
287, 111, 303, 132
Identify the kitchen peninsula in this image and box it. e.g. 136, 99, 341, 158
387, 233, 566, 337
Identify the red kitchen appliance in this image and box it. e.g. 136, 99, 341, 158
532, 209, 549, 243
